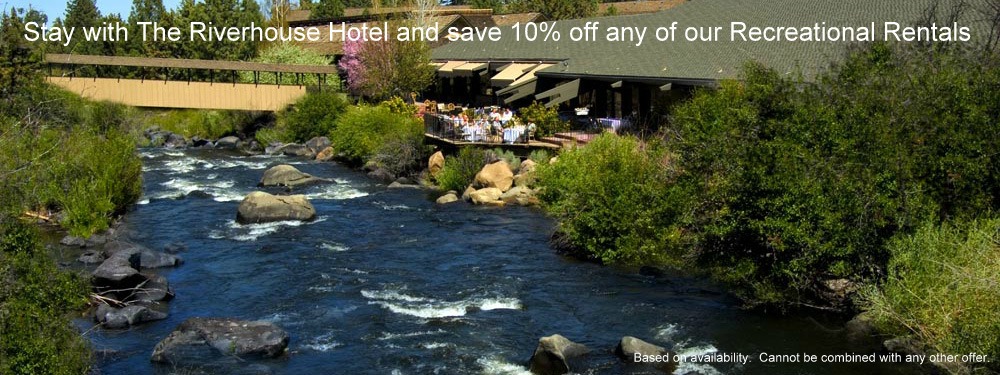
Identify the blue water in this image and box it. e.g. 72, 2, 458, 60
71, 148, 921, 374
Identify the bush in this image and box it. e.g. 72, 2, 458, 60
239, 42, 333, 87
330, 105, 423, 163
488, 148, 521, 172
536, 134, 688, 265
519, 101, 568, 136
370, 136, 427, 178
864, 219, 1000, 372
436, 147, 489, 192
143, 109, 242, 140
380, 96, 417, 117
666, 43, 1000, 306
283, 91, 349, 142
528, 149, 551, 164
0, 217, 92, 375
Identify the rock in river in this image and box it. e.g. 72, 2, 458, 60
151, 318, 289, 364
259, 164, 328, 188
615, 336, 676, 373
236, 191, 316, 224
95, 304, 168, 329
474, 160, 514, 192
528, 334, 589, 375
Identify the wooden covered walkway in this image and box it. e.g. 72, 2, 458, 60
44, 54, 340, 111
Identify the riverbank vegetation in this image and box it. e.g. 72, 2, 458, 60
535, 41, 999, 367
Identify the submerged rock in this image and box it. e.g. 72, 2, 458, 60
236, 192, 316, 224
151, 318, 289, 364
95, 304, 168, 329
528, 334, 589, 375
615, 336, 676, 373
259, 164, 328, 188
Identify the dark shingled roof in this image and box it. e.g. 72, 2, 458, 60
432, 0, 995, 83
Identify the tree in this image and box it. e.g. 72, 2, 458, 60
309, 0, 345, 19
339, 28, 435, 100
0, 8, 41, 96
62, 0, 102, 54
509, 0, 597, 20
127, 0, 166, 56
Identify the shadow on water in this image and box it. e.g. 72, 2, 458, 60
53, 148, 926, 375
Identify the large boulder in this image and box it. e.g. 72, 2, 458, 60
305, 136, 331, 153
461, 186, 476, 202
134, 273, 176, 302
104, 241, 183, 269
428, 151, 445, 178
95, 304, 168, 329
500, 186, 537, 205
151, 318, 289, 364
436, 192, 459, 204
215, 136, 240, 149
259, 164, 327, 188
615, 336, 676, 373
469, 188, 503, 205
164, 133, 187, 149
315, 147, 336, 162
236, 192, 316, 224
519, 159, 537, 174
474, 161, 514, 192
280, 143, 314, 157
528, 334, 589, 375
367, 168, 395, 183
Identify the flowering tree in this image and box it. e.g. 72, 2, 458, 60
338, 25, 435, 100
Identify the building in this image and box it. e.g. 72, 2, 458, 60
429, 0, 993, 120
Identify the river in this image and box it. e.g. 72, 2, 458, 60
65, 148, 920, 374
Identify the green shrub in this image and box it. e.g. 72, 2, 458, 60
436, 147, 489, 192
488, 148, 521, 172
536, 134, 688, 265
143, 109, 241, 139
666, 43, 1000, 306
380, 96, 417, 117
528, 149, 551, 164
254, 125, 293, 147
863, 219, 1000, 372
519, 101, 568, 136
283, 91, 349, 142
370, 136, 427, 178
239, 42, 333, 87
0, 217, 92, 375
330, 105, 423, 163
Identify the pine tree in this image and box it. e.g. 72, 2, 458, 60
310, 0, 345, 19
62, 0, 102, 54
127, 0, 166, 56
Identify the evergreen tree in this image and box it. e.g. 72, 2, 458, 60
62, 0, 102, 54
509, 0, 596, 20
127, 0, 166, 56
310, 0, 345, 19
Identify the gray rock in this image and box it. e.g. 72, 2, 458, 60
305, 136, 331, 153
95, 304, 168, 329
280, 143, 314, 158
105, 241, 182, 269
388, 181, 420, 189
259, 165, 328, 188
236, 192, 316, 224
61, 235, 86, 247
134, 273, 175, 302
191, 137, 213, 148
436, 193, 459, 204
215, 136, 241, 149
528, 334, 589, 375
367, 168, 395, 183
845, 312, 877, 342
92, 255, 141, 284
164, 133, 187, 149
265, 142, 285, 155
78, 250, 106, 264
615, 336, 676, 373
151, 318, 289, 364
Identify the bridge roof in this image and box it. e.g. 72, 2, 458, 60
45, 54, 340, 75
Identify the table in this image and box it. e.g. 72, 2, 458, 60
597, 118, 629, 132
462, 125, 486, 142
502, 127, 525, 144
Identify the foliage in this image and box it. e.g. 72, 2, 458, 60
0, 84, 143, 238
370, 136, 427, 178
380, 96, 417, 117
528, 149, 551, 164
863, 219, 1000, 372
310, 0, 345, 19
603, 4, 617, 16
470, 0, 507, 14
488, 148, 521, 172
330, 104, 424, 163
282, 91, 349, 142
665, 42, 1000, 306
0, 216, 92, 375
142, 109, 247, 140
436, 147, 489, 192
519, 101, 568, 137
239, 43, 333, 86
338, 27, 436, 100
537, 134, 687, 265
509, 0, 597, 20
